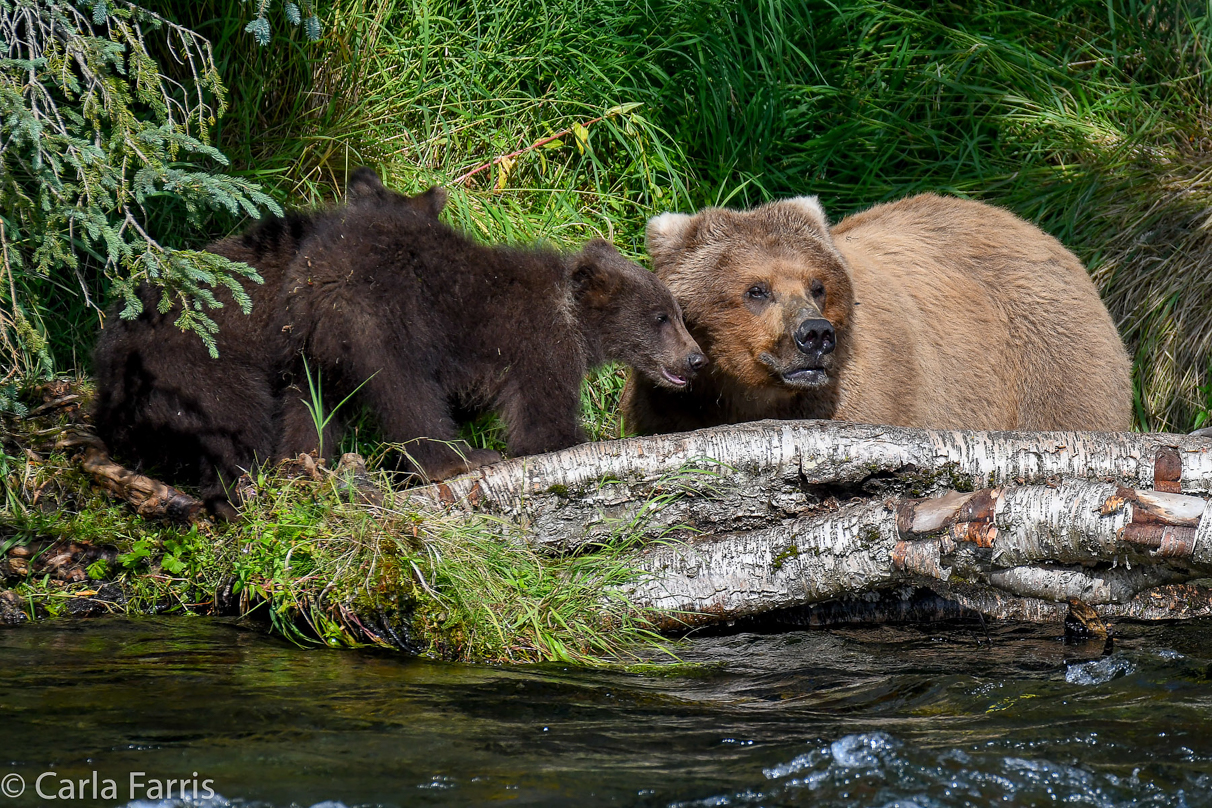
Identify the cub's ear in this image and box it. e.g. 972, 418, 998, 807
346, 167, 385, 202
571, 239, 625, 309
410, 186, 448, 218
645, 212, 694, 275
780, 195, 830, 232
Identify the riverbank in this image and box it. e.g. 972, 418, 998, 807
0, 380, 668, 664
9, 376, 1212, 665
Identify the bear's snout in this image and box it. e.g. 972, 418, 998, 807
659, 346, 707, 388
793, 318, 835, 358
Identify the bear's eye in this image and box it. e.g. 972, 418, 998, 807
654, 313, 670, 326
811, 280, 825, 300
746, 284, 770, 301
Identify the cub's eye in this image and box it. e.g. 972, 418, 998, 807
746, 284, 770, 300
654, 313, 670, 325
811, 280, 826, 299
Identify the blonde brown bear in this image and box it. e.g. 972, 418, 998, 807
621, 193, 1132, 434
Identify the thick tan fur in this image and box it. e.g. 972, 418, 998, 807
622, 193, 1133, 433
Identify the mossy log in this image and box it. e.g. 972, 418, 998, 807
413, 420, 1212, 626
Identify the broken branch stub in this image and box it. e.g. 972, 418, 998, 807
58, 429, 203, 523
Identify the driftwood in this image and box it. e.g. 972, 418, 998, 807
413, 420, 1212, 627
58, 415, 1212, 628
57, 429, 203, 522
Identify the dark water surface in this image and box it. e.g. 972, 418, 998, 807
2, 617, 1211, 807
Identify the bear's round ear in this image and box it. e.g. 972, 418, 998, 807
781, 195, 831, 232
571, 242, 625, 309
646, 212, 693, 274
412, 186, 448, 217
346, 167, 385, 202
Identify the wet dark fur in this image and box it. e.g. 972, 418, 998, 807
92, 171, 444, 514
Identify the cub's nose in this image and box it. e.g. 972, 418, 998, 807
794, 318, 835, 356
687, 352, 707, 373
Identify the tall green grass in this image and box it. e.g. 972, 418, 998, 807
92, 1, 1212, 430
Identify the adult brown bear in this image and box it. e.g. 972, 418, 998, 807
621, 193, 1132, 434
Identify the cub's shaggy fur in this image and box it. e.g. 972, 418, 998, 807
622, 193, 1132, 433
275, 210, 703, 483
94, 170, 703, 514
93, 170, 444, 514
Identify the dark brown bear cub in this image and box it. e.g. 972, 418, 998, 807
276, 208, 705, 482
93, 171, 447, 517
94, 169, 704, 514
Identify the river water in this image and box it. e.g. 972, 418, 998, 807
1, 616, 1210, 807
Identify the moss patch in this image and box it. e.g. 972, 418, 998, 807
0, 380, 670, 664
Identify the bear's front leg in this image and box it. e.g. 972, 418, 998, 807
358, 369, 501, 482
496, 364, 586, 458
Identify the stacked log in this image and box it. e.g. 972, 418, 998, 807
414, 420, 1212, 626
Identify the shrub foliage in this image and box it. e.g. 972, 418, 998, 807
0, 0, 279, 389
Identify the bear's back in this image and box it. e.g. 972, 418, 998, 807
829, 194, 1131, 430
278, 207, 578, 394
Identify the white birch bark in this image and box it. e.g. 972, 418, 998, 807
403, 421, 1212, 625
412, 420, 1212, 553
619, 479, 1212, 626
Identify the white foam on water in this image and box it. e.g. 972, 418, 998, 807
830, 731, 898, 768
762, 749, 825, 779
1065, 654, 1137, 685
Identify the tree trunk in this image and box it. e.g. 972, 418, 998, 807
413, 420, 1212, 626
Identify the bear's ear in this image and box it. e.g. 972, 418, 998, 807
781, 195, 830, 232
346, 167, 385, 203
411, 186, 448, 218
646, 212, 694, 274
571, 240, 625, 309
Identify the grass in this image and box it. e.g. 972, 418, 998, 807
0, 387, 675, 663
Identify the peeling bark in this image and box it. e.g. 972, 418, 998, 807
621, 479, 1212, 627
413, 420, 1212, 552
410, 421, 1212, 626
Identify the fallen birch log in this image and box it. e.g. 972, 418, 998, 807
413, 420, 1212, 552
414, 421, 1212, 626
623, 479, 1212, 626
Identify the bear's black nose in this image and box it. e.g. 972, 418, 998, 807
794, 318, 835, 356
687, 352, 707, 372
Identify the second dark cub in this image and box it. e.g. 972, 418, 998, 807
276, 191, 705, 482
